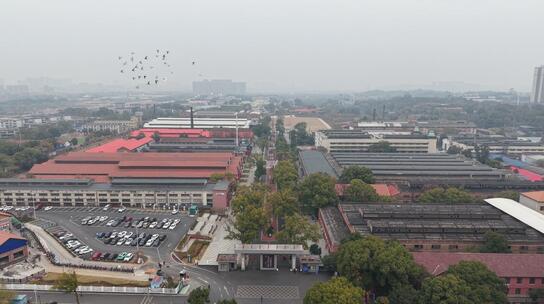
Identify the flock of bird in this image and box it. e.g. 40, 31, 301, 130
118, 49, 196, 89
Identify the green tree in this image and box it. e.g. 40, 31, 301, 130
304, 277, 365, 304
336, 236, 426, 297
217, 300, 237, 304
230, 184, 266, 215
276, 213, 320, 249
298, 173, 339, 214
368, 141, 397, 153
309, 244, 322, 255
273, 160, 298, 190
226, 204, 267, 243
387, 284, 419, 304
447, 261, 508, 304
53, 272, 80, 304
13, 148, 48, 171
417, 274, 471, 304
495, 190, 519, 201
70, 137, 78, 146
268, 189, 299, 219
254, 157, 266, 180
344, 179, 379, 202
480, 231, 511, 253
152, 131, 161, 142
339, 166, 374, 184
446, 146, 462, 154
188, 286, 210, 304
417, 187, 476, 204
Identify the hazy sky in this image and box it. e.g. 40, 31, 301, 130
1, 0, 543, 92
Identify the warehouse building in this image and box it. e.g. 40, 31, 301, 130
315, 130, 437, 153
28, 151, 243, 183
0, 231, 28, 267
319, 201, 544, 254
329, 152, 507, 182
412, 252, 544, 302
443, 136, 544, 156
0, 178, 232, 211
144, 117, 251, 129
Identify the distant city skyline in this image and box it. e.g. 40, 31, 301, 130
1, 1, 543, 93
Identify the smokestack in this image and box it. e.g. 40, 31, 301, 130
190, 107, 194, 129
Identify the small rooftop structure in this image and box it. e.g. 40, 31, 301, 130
234, 244, 306, 255
521, 191, 544, 203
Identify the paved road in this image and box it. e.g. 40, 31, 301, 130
35, 207, 195, 263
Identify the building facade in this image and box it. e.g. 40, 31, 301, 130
144, 117, 251, 129
519, 191, 544, 214
0, 178, 231, 211
315, 130, 437, 153
531, 66, 544, 104
0, 231, 28, 267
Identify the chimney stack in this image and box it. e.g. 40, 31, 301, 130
190, 107, 194, 129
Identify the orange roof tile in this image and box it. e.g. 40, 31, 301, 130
522, 191, 544, 202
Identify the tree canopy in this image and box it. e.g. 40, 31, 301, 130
336, 236, 426, 297
417, 187, 476, 204
188, 286, 210, 304
53, 272, 80, 304
339, 165, 374, 184
417, 274, 472, 304
298, 173, 338, 214
226, 203, 267, 243
480, 231, 511, 253
275, 213, 320, 249
304, 277, 365, 304
495, 190, 519, 201
344, 179, 379, 202
447, 261, 508, 304
273, 160, 298, 190
268, 189, 299, 219
230, 184, 266, 215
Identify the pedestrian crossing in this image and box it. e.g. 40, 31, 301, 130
139, 295, 154, 304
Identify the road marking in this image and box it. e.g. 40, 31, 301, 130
224, 286, 229, 296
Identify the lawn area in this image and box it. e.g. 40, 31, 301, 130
34, 272, 149, 287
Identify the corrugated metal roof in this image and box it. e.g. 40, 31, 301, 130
485, 198, 544, 234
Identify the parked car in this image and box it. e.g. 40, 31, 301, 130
104, 231, 112, 238
159, 234, 167, 241
44, 206, 53, 211
102, 204, 110, 211
117, 252, 127, 261
138, 238, 146, 246
124, 252, 134, 262
111, 253, 118, 260
106, 220, 115, 226
102, 252, 111, 260
116, 238, 126, 246
118, 207, 126, 213
130, 239, 138, 246
149, 222, 158, 229
152, 239, 160, 247
169, 223, 177, 230
91, 252, 102, 260
124, 238, 133, 245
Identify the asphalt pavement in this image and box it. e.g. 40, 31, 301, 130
35, 207, 195, 264
16, 290, 188, 304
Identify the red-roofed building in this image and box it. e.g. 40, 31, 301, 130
335, 183, 400, 199
0, 231, 28, 267
29, 152, 243, 183
412, 252, 544, 302
510, 166, 544, 182
86, 137, 153, 153
520, 191, 544, 215
130, 128, 253, 140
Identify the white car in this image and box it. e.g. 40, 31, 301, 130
59, 233, 73, 240
44, 206, 53, 211
4, 206, 13, 211
125, 231, 134, 238
149, 222, 158, 229
118, 231, 127, 238
162, 222, 171, 229
117, 238, 126, 246
124, 238, 133, 245
99, 216, 108, 222
123, 252, 134, 262
145, 239, 154, 247
74, 245, 89, 253
79, 248, 93, 255
106, 220, 115, 226
67, 241, 81, 249
102, 204, 110, 211
173, 219, 181, 224
152, 234, 159, 239
110, 231, 118, 239
169, 223, 177, 230
171, 209, 179, 215
118, 207, 126, 213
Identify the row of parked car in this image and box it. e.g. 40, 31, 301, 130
90, 251, 134, 262
103, 216, 181, 230
97, 231, 166, 247
53, 230, 94, 257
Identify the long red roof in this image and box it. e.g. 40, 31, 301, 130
86, 137, 153, 153
30, 151, 242, 182
412, 252, 544, 278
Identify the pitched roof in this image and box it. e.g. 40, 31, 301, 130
485, 198, 544, 234
335, 183, 400, 197
86, 137, 153, 153
521, 191, 544, 203
0, 231, 26, 246
412, 252, 544, 278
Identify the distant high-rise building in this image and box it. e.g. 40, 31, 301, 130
192, 79, 246, 96
530, 66, 544, 104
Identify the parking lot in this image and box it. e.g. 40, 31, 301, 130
35, 206, 196, 263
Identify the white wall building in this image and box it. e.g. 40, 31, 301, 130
531, 66, 544, 104
519, 191, 544, 214
144, 117, 251, 129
